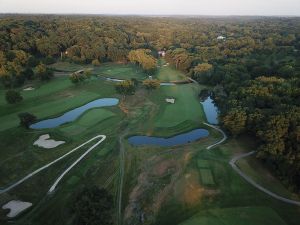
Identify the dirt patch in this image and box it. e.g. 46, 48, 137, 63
151, 159, 176, 177
177, 171, 204, 206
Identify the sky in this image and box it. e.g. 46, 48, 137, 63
0, 0, 300, 16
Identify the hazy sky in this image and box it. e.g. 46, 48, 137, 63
1, 0, 300, 16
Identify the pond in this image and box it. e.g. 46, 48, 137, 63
128, 129, 209, 147
30, 98, 119, 129
201, 96, 219, 125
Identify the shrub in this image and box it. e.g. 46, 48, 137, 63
73, 186, 113, 225
92, 59, 101, 66
5, 90, 23, 104
18, 112, 37, 129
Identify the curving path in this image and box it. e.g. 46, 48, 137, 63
230, 151, 300, 206
48, 135, 106, 194
204, 122, 300, 206
0, 135, 106, 195
203, 122, 227, 149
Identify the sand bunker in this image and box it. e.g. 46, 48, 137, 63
2, 200, 32, 218
23, 87, 34, 91
166, 98, 175, 104
33, 134, 65, 149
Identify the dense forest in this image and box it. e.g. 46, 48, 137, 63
0, 15, 299, 191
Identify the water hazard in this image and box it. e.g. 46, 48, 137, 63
128, 129, 209, 147
30, 98, 119, 129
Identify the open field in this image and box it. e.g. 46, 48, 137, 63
0, 62, 299, 225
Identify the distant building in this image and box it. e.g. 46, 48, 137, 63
158, 50, 166, 57
217, 36, 226, 40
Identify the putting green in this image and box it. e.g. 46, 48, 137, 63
180, 206, 287, 225
154, 84, 205, 128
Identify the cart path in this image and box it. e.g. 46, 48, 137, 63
205, 122, 300, 206
0, 135, 106, 195
48, 135, 106, 194
203, 122, 227, 149
230, 151, 300, 206
117, 130, 128, 225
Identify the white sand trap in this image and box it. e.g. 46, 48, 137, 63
166, 98, 175, 104
34, 134, 65, 149
2, 200, 32, 218
23, 87, 34, 91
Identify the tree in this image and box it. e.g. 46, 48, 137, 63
69, 70, 91, 84
222, 108, 247, 136
5, 90, 23, 104
73, 186, 113, 225
143, 79, 160, 91
192, 63, 213, 84
115, 80, 136, 98
18, 112, 37, 129
35, 64, 53, 80
128, 49, 157, 74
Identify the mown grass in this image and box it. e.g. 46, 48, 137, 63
152, 84, 205, 129
156, 59, 188, 82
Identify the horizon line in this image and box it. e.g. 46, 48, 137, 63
0, 12, 300, 18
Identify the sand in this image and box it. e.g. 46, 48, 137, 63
166, 98, 175, 104
33, 134, 65, 149
23, 87, 34, 91
2, 200, 32, 218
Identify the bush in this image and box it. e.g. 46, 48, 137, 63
5, 90, 23, 104
69, 70, 91, 84
142, 79, 160, 91
18, 112, 37, 129
92, 59, 101, 66
115, 80, 136, 96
